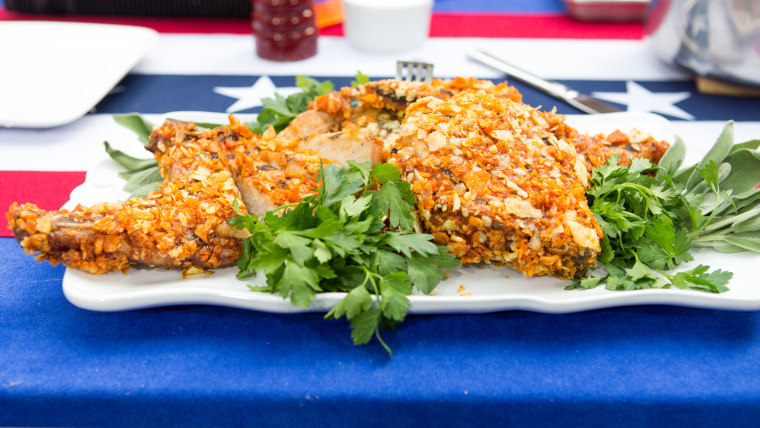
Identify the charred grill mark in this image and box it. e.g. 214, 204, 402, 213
390, 148, 399, 154
329, 132, 343, 140
256, 164, 278, 171
491, 220, 510, 232
624, 145, 636, 151
569, 248, 595, 278
442, 167, 466, 187
276, 180, 287, 188
209, 152, 219, 160
369, 86, 409, 107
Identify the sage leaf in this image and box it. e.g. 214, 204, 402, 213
729, 139, 760, 154
723, 232, 760, 253
192, 122, 225, 130
103, 141, 157, 172
704, 241, 750, 253
731, 209, 760, 233
678, 121, 734, 191
658, 135, 686, 177
720, 149, 760, 196
122, 167, 163, 193
128, 181, 160, 199
113, 113, 154, 144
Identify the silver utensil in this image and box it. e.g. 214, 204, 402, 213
467, 48, 621, 114
396, 60, 434, 83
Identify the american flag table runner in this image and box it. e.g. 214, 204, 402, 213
1, 7, 759, 236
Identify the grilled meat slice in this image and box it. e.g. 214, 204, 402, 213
391, 91, 602, 279
224, 116, 383, 217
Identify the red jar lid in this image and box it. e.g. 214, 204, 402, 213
252, 8, 314, 33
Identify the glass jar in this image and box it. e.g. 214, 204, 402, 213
252, 0, 318, 61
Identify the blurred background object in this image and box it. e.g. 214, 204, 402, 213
646, 0, 760, 92
564, 0, 650, 21
4, 0, 250, 17
2, 0, 341, 20
252, 0, 318, 61
341, 0, 433, 53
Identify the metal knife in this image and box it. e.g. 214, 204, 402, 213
467, 48, 621, 114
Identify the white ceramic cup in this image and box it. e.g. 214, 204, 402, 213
341, 0, 433, 53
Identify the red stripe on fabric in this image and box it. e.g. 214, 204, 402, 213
1, 171, 86, 237
321, 13, 643, 39
429, 12, 643, 39
0, 9, 642, 39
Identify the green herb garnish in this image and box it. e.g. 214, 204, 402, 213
114, 113, 154, 144
570, 121, 760, 292
248, 75, 334, 133
229, 161, 460, 356
351, 71, 370, 87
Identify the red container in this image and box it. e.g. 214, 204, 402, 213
252, 0, 318, 61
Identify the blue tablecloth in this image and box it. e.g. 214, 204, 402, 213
3, 237, 760, 426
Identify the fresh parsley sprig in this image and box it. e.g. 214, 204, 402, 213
248, 75, 333, 133
571, 121, 760, 293
570, 155, 732, 292
351, 71, 370, 87
229, 162, 459, 355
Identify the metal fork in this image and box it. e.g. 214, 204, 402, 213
396, 61, 434, 83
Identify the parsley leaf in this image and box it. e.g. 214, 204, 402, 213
351, 71, 370, 87
248, 75, 333, 133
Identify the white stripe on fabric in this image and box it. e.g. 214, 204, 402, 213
134, 35, 689, 81
1, 114, 757, 171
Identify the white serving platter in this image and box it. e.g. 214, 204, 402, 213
61, 112, 760, 314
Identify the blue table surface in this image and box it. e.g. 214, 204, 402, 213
3, 237, 760, 427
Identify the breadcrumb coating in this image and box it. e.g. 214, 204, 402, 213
7, 77, 670, 280
390, 90, 602, 279
7, 119, 248, 274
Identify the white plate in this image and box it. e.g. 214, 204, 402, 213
62, 112, 760, 314
0, 22, 158, 128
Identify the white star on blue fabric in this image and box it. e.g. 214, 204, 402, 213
592, 81, 694, 120
213, 76, 299, 113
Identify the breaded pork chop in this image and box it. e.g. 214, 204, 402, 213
7, 77, 669, 279
224, 115, 383, 217
8, 120, 249, 274
391, 91, 602, 279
